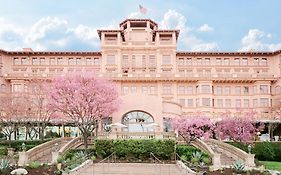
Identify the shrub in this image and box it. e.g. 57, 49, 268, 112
91, 155, 96, 161
29, 161, 41, 169
95, 139, 175, 161
176, 145, 202, 161
0, 159, 10, 175
253, 142, 275, 161
0, 146, 7, 156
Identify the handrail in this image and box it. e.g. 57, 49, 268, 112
58, 137, 82, 155
190, 138, 215, 157
150, 152, 163, 164
97, 152, 116, 164
175, 153, 196, 175
207, 139, 249, 160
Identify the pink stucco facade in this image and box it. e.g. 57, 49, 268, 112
0, 19, 281, 135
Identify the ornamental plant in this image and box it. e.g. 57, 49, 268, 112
47, 72, 119, 148
173, 116, 214, 143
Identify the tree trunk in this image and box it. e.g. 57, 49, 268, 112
83, 132, 88, 149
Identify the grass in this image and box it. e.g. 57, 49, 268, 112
260, 161, 281, 171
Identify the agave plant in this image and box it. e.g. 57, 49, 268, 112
232, 159, 245, 173
0, 159, 10, 175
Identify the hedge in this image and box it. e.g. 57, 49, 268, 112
227, 141, 281, 162
95, 139, 175, 161
0, 139, 49, 155
176, 144, 210, 161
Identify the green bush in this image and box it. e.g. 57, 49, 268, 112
176, 145, 201, 161
0, 147, 7, 156
29, 161, 41, 169
95, 139, 175, 161
0, 140, 49, 152
228, 141, 281, 161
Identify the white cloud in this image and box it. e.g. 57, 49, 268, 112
239, 29, 281, 51
198, 24, 213, 32
160, 10, 219, 51
0, 16, 103, 51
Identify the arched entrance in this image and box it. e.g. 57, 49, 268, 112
122, 110, 154, 132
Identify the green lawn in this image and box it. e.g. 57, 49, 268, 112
260, 161, 281, 171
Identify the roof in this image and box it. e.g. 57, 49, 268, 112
119, 19, 158, 27
97, 30, 125, 41
176, 51, 278, 56
0, 50, 101, 56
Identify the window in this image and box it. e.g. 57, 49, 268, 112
68, 58, 76, 65
58, 58, 63, 65
253, 86, 257, 94
224, 86, 231, 94
187, 99, 193, 107
254, 58, 259, 65
163, 85, 172, 94
40, 58, 45, 65
162, 55, 171, 65
186, 58, 192, 65
50, 58, 56, 65
260, 85, 268, 94
178, 58, 184, 65
32, 58, 39, 65
253, 99, 258, 106
22, 58, 29, 65
196, 98, 200, 107
13, 84, 23, 92
216, 86, 222, 94
0, 84, 6, 92
86, 58, 92, 65
122, 55, 129, 67
241, 58, 248, 65
243, 86, 249, 94
163, 117, 173, 132
217, 99, 223, 108
150, 86, 156, 94
261, 58, 267, 66
149, 55, 156, 67
94, 58, 100, 65
122, 86, 129, 94
76, 58, 82, 65
223, 58, 230, 65
186, 86, 193, 94
216, 58, 222, 65
142, 86, 148, 94
197, 58, 202, 65
107, 55, 115, 65
131, 86, 137, 93
179, 99, 185, 107
244, 99, 249, 107
202, 85, 210, 93
235, 86, 241, 95
225, 99, 231, 108
234, 58, 240, 65
235, 99, 241, 108
178, 86, 185, 94
260, 98, 269, 107
204, 58, 210, 65
122, 111, 154, 132
202, 98, 211, 107
13, 58, 20, 65
275, 86, 281, 94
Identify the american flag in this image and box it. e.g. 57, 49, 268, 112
139, 5, 147, 14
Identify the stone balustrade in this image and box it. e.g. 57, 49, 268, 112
206, 139, 255, 167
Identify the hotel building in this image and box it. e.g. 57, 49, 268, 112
0, 19, 281, 137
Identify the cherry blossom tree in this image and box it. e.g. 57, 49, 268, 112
215, 114, 264, 143
47, 73, 119, 148
173, 116, 214, 143
0, 93, 32, 145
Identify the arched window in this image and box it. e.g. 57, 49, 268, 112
122, 111, 154, 132
275, 86, 281, 94
0, 84, 6, 92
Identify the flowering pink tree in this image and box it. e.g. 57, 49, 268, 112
47, 73, 119, 148
173, 116, 214, 143
215, 116, 264, 143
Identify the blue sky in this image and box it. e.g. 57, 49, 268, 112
0, 0, 281, 52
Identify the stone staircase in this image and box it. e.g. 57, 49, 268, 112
70, 163, 192, 175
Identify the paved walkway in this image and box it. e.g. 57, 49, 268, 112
73, 163, 193, 175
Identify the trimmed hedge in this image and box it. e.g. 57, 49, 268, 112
0, 139, 49, 155
95, 139, 175, 160
227, 141, 281, 161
